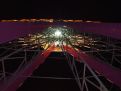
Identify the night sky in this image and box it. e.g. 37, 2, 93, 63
0, 0, 121, 22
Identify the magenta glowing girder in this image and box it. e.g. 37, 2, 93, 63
0, 46, 55, 91
63, 45, 121, 88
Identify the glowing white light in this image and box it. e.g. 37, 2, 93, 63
55, 41, 60, 46
54, 30, 62, 37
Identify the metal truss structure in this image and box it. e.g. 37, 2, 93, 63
0, 25, 121, 91
62, 46, 108, 91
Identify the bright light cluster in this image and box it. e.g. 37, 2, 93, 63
18, 26, 94, 51
55, 41, 60, 46
54, 30, 62, 37
43, 26, 74, 47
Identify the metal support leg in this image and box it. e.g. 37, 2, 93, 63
2, 60, 6, 81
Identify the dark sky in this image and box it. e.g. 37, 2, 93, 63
0, 0, 121, 22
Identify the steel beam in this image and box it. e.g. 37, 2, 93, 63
63, 45, 121, 89
0, 46, 55, 91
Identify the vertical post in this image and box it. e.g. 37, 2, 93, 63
2, 59, 6, 81
85, 81, 89, 91
81, 63, 86, 91
85, 63, 108, 91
